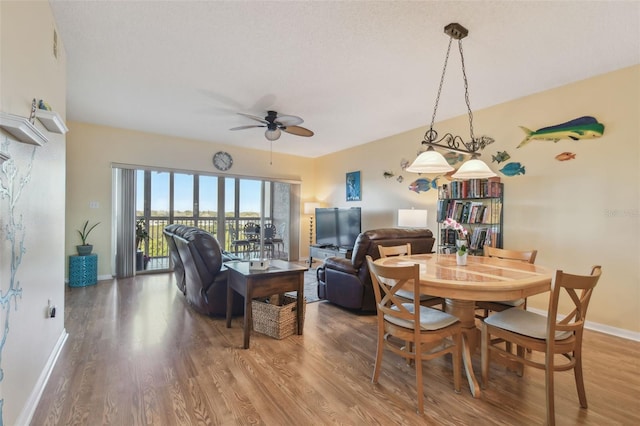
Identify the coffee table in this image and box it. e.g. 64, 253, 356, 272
225, 260, 307, 349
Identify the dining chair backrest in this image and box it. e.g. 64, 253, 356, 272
378, 243, 412, 258
484, 246, 537, 264
244, 222, 259, 238
263, 223, 277, 240
366, 255, 420, 322
548, 265, 601, 340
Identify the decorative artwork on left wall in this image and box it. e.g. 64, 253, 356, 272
346, 171, 361, 201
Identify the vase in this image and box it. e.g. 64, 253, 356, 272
456, 252, 468, 266
76, 244, 93, 256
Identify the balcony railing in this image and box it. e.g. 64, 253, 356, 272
137, 216, 284, 272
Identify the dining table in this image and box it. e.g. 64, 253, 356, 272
373, 253, 554, 398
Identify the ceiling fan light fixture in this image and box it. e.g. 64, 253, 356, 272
265, 128, 281, 141
406, 146, 454, 174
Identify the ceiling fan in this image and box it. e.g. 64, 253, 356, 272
230, 110, 314, 141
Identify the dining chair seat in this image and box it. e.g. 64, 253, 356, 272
387, 304, 459, 331
396, 289, 441, 304
484, 308, 573, 340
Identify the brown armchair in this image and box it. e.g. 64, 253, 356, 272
316, 228, 435, 312
163, 225, 244, 316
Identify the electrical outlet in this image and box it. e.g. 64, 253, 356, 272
47, 299, 56, 318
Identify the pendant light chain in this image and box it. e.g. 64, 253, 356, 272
457, 39, 476, 144
429, 37, 454, 132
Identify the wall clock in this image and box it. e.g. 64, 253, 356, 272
213, 151, 233, 171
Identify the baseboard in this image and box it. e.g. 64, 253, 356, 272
16, 328, 68, 425
527, 307, 640, 342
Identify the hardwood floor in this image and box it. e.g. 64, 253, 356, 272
32, 273, 639, 425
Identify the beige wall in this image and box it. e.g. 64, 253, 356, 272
315, 65, 640, 333
67, 67, 640, 334
65, 122, 317, 276
0, 2, 67, 424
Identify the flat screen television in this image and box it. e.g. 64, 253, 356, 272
315, 207, 361, 249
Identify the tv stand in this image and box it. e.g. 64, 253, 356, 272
310, 245, 352, 265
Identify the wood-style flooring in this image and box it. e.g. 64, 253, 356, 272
31, 273, 640, 425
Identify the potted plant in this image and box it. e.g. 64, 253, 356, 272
77, 220, 100, 256
136, 219, 149, 251
136, 219, 150, 270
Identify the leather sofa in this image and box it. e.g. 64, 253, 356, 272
163, 225, 244, 317
316, 228, 435, 312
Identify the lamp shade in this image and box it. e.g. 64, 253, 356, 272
451, 158, 497, 180
265, 128, 281, 141
398, 209, 428, 228
304, 202, 321, 215
406, 148, 454, 174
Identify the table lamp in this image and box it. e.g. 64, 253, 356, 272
397, 208, 428, 228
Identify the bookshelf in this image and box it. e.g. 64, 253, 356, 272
436, 179, 503, 255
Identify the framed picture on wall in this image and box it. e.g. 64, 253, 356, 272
346, 171, 361, 201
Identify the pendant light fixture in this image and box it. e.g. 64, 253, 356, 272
406, 23, 496, 179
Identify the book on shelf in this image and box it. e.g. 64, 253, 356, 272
444, 178, 502, 199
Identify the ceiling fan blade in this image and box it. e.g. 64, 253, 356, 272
274, 114, 304, 127
230, 124, 266, 131
237, 112, 268, 124
282, 126, 314, 137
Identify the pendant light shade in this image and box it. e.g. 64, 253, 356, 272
407, 23, 497, 181
451, 158, 497, 179
406, 147, 454, 174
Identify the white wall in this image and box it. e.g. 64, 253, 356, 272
0, 2, 67, 424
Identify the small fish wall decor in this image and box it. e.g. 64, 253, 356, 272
396, 175, 404, 183
400, 159, 410, 170
383, 171, 395, 179
444, 151, 465, 166
517, 116, 605, 148
437, 169, 457, 182
492, 151, 510, 164
499, 162, 525, 177
555, 152, 576, 161
408, 177, 438, 193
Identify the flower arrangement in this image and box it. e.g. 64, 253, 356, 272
443, 218, 468, 255
443, 218, 468, 238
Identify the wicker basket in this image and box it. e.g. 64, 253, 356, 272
252, 295, 306, 339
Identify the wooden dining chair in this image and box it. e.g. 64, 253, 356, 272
476, 246, 538, 318
366, 255, 462, 415
481, 265, 602, 426
378, 244, 443, 310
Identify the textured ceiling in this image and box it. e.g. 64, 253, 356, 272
49, 0, 640, 158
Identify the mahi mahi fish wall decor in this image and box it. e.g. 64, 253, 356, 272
517, 116, 604, 148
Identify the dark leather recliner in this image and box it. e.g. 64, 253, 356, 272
316, 228, 435, 312
163, 225, 244, 317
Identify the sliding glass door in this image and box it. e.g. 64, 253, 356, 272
126, 168, 298, 274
